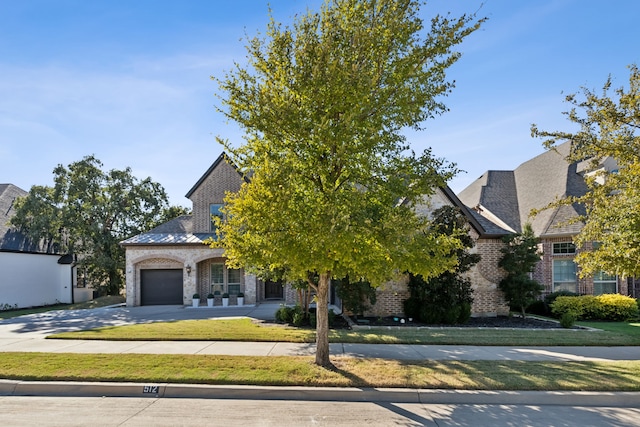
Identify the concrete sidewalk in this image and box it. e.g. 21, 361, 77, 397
2, 337, 640, 362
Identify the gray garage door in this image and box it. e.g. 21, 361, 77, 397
140, 269, 183, 305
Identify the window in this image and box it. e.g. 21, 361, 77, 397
593, 271, 617, 295
210, 204, 223, 232
210, 264, 224, 295
553, 242, 576, 255
210, 263, 242, 295
553, 259, 577, 292
227, 268, 241, 295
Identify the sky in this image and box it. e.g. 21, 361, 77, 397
1, 0, 639, 207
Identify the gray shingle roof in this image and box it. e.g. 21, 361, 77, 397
120, 215, 216, 245
458, 142, 588, 237
0, 184, 44, 252
439, 186, 511, 238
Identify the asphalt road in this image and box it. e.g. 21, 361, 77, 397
2, 396, 640, 427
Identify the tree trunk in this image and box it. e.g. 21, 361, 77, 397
315, 271, 333, 368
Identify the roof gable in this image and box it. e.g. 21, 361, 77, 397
185, 152, 247, 199
458, 141, 588, 237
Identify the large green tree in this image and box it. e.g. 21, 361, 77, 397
10, 155, 178, 295
532, 65, 640, 278
212, 0, 483, 367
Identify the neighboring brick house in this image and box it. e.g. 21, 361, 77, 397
458, 141, 632, 298
363, 185, 512, 318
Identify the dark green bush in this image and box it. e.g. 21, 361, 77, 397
309, 313, 317, 328
402, 206, 478, 325
292, 311, 305, 327
560, 312, 576, 328
403, 297, 422, 320
526, 300, 547, 316
335, 278, 376, 317
275, 305, 302, 323
328, 309, 336, 327
405, 272, 474, 325
458, 302, 472, 324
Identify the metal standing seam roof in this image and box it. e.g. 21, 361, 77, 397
120, 232, 216, 245
120, 215, 216, 246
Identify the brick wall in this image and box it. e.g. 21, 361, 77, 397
124, 245, 258, 306
536, 237, 628, 296
357, 235, 510, 318
189, 160, 243, 233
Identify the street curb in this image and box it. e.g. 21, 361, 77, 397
1, 379, 639, 407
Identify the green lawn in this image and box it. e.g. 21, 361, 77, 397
6, 313, 640, 391
48, 317, 640, 346
1, 352, 639, 391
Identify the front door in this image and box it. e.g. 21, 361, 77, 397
264, 279, 283, 300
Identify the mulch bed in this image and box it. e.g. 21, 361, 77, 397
348, 315, 565, 329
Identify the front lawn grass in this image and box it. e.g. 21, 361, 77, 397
48, 317, 640, 346
1, 352, 639, 391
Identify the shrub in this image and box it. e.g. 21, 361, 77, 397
403, 297, 422, 320
328, 309, 336, 327
458, 301, 472, 324
441, 306, 462, 325
292, 311, 306, 327
275, 305, 296, 323
593, 294, 639, 321
544, 291, 579, 315
309, 313, 317, 328
403, 206, 478, 325
551, 294, 639, 321
551, 296, 590, 319
526, 300, 547, 316
560, 312, 576, 328
335, 278, 376, 317
405, 272, 474, 325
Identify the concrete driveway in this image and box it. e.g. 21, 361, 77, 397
0, 302, 282, 338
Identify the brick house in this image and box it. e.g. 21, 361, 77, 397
457, 141, 632, 298
122, 154, 259, 307
122, 152, 514, 316
362, 185, 512, 318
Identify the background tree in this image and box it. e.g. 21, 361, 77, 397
403, 205, 480, 324
498, 223, 543, 318
11, 155, 175, 295
532, 65, 640, 278
212, 0, 483, 368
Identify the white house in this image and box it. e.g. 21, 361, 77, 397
0, 183, 86, 308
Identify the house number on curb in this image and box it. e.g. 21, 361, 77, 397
143, 385, 159, 394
